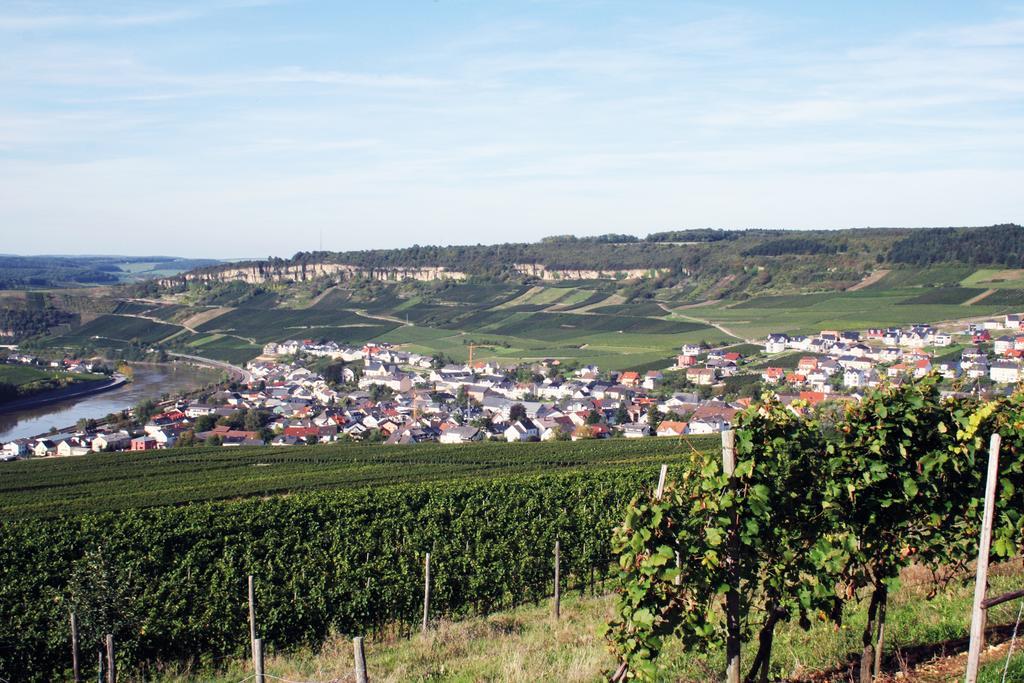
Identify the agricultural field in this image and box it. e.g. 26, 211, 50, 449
677, 284, 1018, 340
960, 268, 1024, 288
0, 436, 715, 518
37, 314, 181, 349
34, 263, 1024, 369
0, 438, 714, 681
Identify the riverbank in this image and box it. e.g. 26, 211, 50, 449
0, 373, 127, 415
0, 363, 222, 443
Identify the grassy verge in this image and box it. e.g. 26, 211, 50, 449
154, 562, 1024, 682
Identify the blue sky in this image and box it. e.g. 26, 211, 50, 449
2, 1, 1023, 257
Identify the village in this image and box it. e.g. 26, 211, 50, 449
4, 313, 1024, 460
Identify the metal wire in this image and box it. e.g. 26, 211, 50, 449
1001, 597, 1024, 683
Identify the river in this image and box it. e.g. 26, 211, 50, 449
0, 363, 222, 442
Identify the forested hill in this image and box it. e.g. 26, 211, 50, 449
886, 224, 1024, 266
166, 225, 1023, 297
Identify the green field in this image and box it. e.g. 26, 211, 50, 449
0, 436, 716, 519
0, 364, 105, 389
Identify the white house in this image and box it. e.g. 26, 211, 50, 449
57, 440, 90, 457
92, 432, 131, 452
990, 360, 1021, 384
764, 334, 789, 354
33, 440, 55, 457
504, 420, 539, 442
621, 423, 651, 438
439, 426, 482, 444
3, 441, 27, 457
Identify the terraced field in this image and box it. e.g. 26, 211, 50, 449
39, 264, 1024, 368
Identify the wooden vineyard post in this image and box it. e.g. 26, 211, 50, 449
353, 636, 368, 683
722, 429, 741, 683
422, 552, 431, 634
966, 433, 1002, 683
248, 574, 258, 665
105, 634, 115, 683
553, 539, 561, 620
656, 463, 668, 499
253, 637, 265, 683
70, 612, 81, 683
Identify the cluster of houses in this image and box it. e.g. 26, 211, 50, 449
756, 314, 1024, 394
3, 352, 101, 375
2, 341, 744, 458
5, 312, 1024, 460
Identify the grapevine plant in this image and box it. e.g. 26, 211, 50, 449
606, 375, 1024, 682
606, 397, 842, 682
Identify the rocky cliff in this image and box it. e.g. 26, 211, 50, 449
161, 263, 467, 287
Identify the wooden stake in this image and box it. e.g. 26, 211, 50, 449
656, 463, 668, 499
253, 637, 265, 683
966, 433, 1001, 683
105, 634, 115, 683
422, 553, 431, 634
722, 429, 740, 683
248, 574, 258, 664
553, 539, 561, 620
70, 612, 81, 683
873, 592, 887, 679
353, 636, 368, 683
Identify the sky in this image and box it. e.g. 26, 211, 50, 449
2, 1, 1023, 258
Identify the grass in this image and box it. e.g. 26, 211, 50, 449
154, 562, 1024, 682
0, 364, 105, 387
961, 268, 1024, 289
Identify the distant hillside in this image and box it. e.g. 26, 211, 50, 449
0, 255, 219, 290
159, 226, 1020, 302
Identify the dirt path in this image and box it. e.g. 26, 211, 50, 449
673, 312, 751, 343
963, 288, 996, 306
351, 308, 411, 326
674, 298, 723, 310
847, 269, 890, 291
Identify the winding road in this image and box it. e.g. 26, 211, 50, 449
168, 352, 253, 384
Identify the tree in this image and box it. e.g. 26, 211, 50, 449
586, 408, 602, 425
193, 415, 216, 433
510, 403, 527, 423
243, 409, 263, 432
205, 434, 222, 447
614, 405, 630, 425
645, 404, 663, 428
133, 398, 157, 423
322, 361, 348, 386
